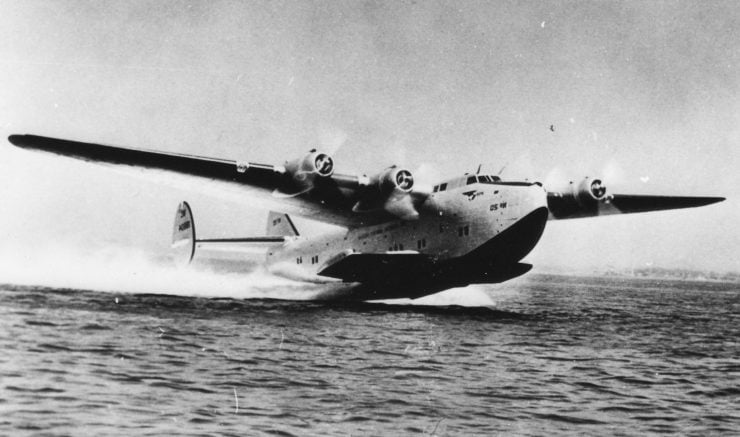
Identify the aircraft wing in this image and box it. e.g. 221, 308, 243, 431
547, 177, 724, 220
8, 134, 428, 227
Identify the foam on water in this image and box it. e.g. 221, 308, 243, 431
0, 244, 318, 300
0, 244, 506, 306
374, 285, 498, 307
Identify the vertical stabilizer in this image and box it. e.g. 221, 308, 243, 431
172, 201, 196, 264
266, 211, 299, 236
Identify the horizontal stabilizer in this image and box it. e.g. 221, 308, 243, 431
197, 237, 287, 244
171, 201, 287, 265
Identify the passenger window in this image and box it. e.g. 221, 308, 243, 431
439, 183, 447, 191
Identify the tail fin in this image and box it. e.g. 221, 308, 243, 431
172, 201, 196, 264
266, 211, 299, 236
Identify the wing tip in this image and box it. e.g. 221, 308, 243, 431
7, 134, 25, 147
700, 196, 725, 206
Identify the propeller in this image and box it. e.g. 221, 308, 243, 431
542, 166, 570, 192
395, 169, 414, 190
317, 125, 348, 155
272, 150, 335, 198
412, 162, 440, 186
543, 157, 631, 194
601, 158, 628, 189
383, 190, 419, 220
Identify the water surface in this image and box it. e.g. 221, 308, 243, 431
1, 275, 738, 435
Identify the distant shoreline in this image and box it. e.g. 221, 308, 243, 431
530, 268, 740, 284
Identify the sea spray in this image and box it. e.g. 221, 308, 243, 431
0, 243, 519, 307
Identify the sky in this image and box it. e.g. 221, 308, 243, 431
0, 0, 738, 274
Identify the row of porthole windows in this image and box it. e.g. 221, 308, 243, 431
296, 255, 320, 264
389, 238, 428, 252
441, 223, 470, 236
295, 226, 469, 263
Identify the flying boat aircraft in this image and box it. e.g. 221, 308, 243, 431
7, 134, 725, 300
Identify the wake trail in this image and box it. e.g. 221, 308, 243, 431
0, 245, 318, 301
0, 244, 517, 307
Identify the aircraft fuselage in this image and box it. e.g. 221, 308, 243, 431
266, 178, 548, 295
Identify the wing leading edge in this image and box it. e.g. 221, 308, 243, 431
7, 134, 401, 227
9, 135, 723, 224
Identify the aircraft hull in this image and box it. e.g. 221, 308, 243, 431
308, 206, 549, 301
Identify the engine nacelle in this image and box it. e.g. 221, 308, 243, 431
548, 176, 608, 209
546, 176, 609, 219
283, 149, 334, 190
573, 177, 607, 204
352, 166, 417, 219
368, 166, 414, 194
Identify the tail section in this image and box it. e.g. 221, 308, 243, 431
266, 211, 299, 236
172, 202, 288, 265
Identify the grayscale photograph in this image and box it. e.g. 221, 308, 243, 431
0, 0, 738, 435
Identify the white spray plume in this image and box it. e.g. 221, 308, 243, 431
0, 243, 316, 300
0, 243, 506, 307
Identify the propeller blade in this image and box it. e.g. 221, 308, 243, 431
383, 190, 419, 220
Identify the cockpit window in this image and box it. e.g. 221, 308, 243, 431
466, 176, 477, 185
477, 175, 502, 184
